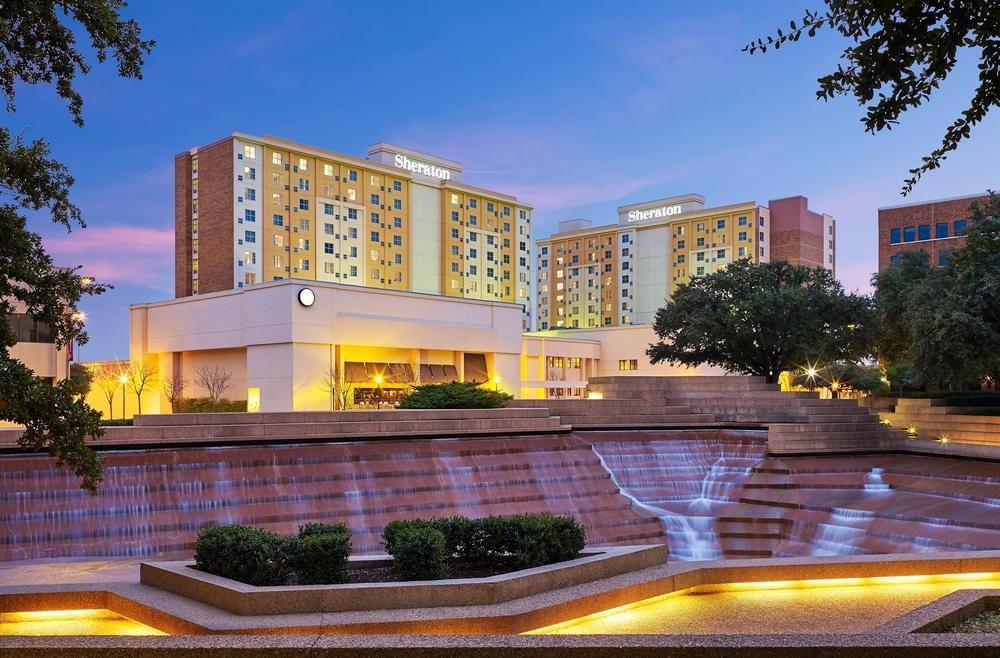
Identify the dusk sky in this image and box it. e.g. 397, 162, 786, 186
17, 0, 1000, 361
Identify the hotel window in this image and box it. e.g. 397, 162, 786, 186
324, 223, 335, 235
935, 222, 949, 238
299, 259, 310, 271
393, 235, 402, 246
323, 203, 335, 215
370, 194, 380, 205
244, 209, 255, 222
503, 206, 511, 216
272, 152, 282, 165
298, 158, 308, 171
245, 188, 256, 201
370, 175, 379, 187
350, 265, 358, 277
469, 215, 477, 225
487, 202, 495, 212
393, 199, 402, 210
393, 180, 402, 192
451, 262, 459, 273
299, 199, 310, 211
273, 234, 284, 247
622, 234, 630, 243
244, 166, 255, 180
451, 211, 460, 221
245, 273, 256, 285
760, 217, 765, 226
696, 266, 705, 276
717, 249, 726, 259
371, 266, 380, 280
470, 248, 478, 258
273, 254, 283, 267
738, 231, 747, 241
451, 193, 460, 204
677, 254, 686, 263
487, 267, 494, 278
371, 231, 380, 242
324, 262, 336, 274
759, 231, 765, 242
243, 251, 256, 265
348, 208, 358, 220
451, 228, 460, 239
541, 246, 548, 255
452, 245, 460, 256
298, 238, 310, 251
299, 219, 310, 231
469, 199, 478, 209
470, 265, 478, 275
918, 224, 931, 240
716, 219, 726, 229
890, 228, 901, 244
676, 240, 685, 249
244, 145, 256, 159
350, 246, 357, 257
244, 230, 256, 243
371, 212, 380, 224
348, 227, 358, 238
347, 189, 357, 201
621, 275, 630, 283
738, 216, 748, 226
299, 178, 310, 191
323, 163, 334, 176
696, 252, 705, 262
954, 219, 968, 235
324, 243, 335, 254
393, 217, 402, 228
696, 237, 705, 247
903, 226, 915, 242
271, 192, 281, 206
738, 246, 746, 257
348, 170, 357, 181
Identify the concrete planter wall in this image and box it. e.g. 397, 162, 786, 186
139, 545, 667, 616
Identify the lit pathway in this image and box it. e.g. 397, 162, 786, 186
531, 577, 1000, 635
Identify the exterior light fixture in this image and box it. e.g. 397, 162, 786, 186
938, 435, 950, 444
297, 287, 316, 307
906, 426, 918, 436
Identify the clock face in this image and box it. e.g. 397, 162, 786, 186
297, 287, 315, 307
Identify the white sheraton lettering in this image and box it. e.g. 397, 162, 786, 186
393, 153, 452, 181
627, 205, 683, 223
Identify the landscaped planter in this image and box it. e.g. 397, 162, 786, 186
139, 545, 667, 615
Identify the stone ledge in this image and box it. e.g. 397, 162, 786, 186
138, 545, 668, 616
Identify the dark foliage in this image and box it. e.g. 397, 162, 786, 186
193, 524, 290, 587
396, 380, 512, 409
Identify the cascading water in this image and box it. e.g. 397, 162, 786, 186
863, 467, 891, 492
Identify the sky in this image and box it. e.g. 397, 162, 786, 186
15, 1, 1000, 361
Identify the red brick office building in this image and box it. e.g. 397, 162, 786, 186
877, 193, 990, 271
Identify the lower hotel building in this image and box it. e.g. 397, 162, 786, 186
536, 194, 835, 329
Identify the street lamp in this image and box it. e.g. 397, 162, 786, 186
119, 374, 128, 420
492, 375, 501, 392
374, 374, 383, 409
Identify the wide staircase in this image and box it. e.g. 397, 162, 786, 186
585, 376, 905, 454
881, 398, 1000, 446
0, 434, 664, 561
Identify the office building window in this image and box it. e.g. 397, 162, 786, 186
890, 227, 901, 244
954, 219, 968, 235
939, 250, 952, 266
903, 226, 915, 242
935, 222, 949, 238
890, 254, 901, 265
918, 224, 931, 241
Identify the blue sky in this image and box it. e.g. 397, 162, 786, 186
16, 1, 1000, 360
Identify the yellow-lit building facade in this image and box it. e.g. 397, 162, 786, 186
536, 194, 834, 329
175, 134, 533, 329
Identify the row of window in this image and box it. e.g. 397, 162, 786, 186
888, 249, 953, 267
889, 220, 967, 244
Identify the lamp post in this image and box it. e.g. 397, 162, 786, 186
374, 374, 383, 409
119, 374, 128, 420
492, 375, 501, 393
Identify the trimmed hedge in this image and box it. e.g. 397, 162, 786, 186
390, 526, 447, 581
174, 397, 248, 413
285, 523, 351, 585
396, 381, 512, 409
194, 524, 290, 586
382, 513, 586, 578
194, 522, 350, 586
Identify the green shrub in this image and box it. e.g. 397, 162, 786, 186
383, 513, 586, 572
285, 523, 351, 585
390, 526, 447, 581
194, 524, 289, 586
100, 418, 133, 426
396, 381, 512, 409
174, 397, 248, 413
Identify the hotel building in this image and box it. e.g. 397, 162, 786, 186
535, 194, 834, 329
877, 193, 990, 270
175, 134, 533, 329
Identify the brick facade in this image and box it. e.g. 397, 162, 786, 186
174, 153, 192, 297
877, 194, 986, 271
771, 229, 824, 268
190, 138, 235, 295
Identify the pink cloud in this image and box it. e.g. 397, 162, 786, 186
41, 225, 175, 293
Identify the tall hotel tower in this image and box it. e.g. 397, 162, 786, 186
535, 194, 834, 330
175, 134, 533, 328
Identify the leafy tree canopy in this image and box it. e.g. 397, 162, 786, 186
0, 1, 153, 491
647, 260, 874, 383
746, 1, 1000, 195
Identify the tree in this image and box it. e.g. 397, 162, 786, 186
745, 1, 1000, 195
124, 358, 157, 416
160, 375, 186, 413
647, 260, 874, 383
91, 362, 122, 420
66, 362, 93, 398
194, 365, 232, 411
789, 361, 888, 397
0, 2, 154, 491
317, 365, 354, 410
